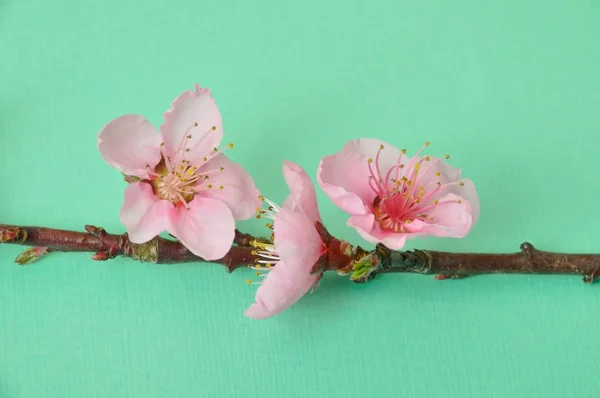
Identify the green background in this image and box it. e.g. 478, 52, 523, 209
1, 0, 599, 397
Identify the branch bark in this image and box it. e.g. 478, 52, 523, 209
3, 223, 600, 284
0, 224, 255, 272
381, 242, 600, 283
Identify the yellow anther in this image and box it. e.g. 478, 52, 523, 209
433, 199, 439, 205
399, 164, 404, 168
251, 250, 258, 255
266, 264, 272, 268
211, 125, 216, 130
218, 185, 224, 190
379, 144, 384, 150
425, 156, 430, 161
459, 181, 464, 186
367, 158, 373, 163
429, 217, 434, 221
255, 264, 262, 269
228, 143, 234, 148
435, 171, 441, 177
401, 149, 407, 154
258, 195, 265, 201
256, 214, 262, 219
203, 156, 208, 162
405, 220, 412, 224
414, 163, 420, 170
207, 184, 213, 189
219, 167, 224, 171
424, 141, 430, 146
194, 122, 199, 127
246, 279, 252, 284
187, 134, 192, 139
213, 147, 218, 152
204, 175, 209, 180
419, 186, 425, 191
266, 223, 273, 229
256, 272, 262, 276
457, 199, 463, 204
160, 142, 165, 147
445, 154, 450, 159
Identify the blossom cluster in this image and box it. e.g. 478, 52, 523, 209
98, 85, 479, 319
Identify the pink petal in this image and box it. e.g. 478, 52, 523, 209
195, 154, 261, 220
169, 196, 235, 260
160, 84, 223, 165
282, 161, 321, 223
98, 114, 162, 179
419, 193, 475, 238
317, 154, 372, 215
244, 262, 317, 319
347, 214, 408, 250
343, 138, 404, 172
273, 207, 325, 274
419, 179, 480, 225
120, 182, 173, 243
416, 156, 462, 186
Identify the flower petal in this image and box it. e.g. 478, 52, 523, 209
273, 207, 325, 273
160, 84, 223, 165
419, 193, 475, 238
282, 161, 321, 223
244, 262, 317, 320
169, 196, 235, 260
347, 214, 408, 250
120, 182, 173, 243
195, 154, 261, 220
98, 114, 162, 178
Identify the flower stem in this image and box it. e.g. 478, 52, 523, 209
2, 223, 600, 283
378, 242, 600, 283
0, 224, 255, 272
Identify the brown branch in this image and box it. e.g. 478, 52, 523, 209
0, 224, 256, 272
4, 223, 600, 284
382, 242, 600, 283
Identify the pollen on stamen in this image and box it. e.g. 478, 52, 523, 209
435, 171, 441, 177
219, 167, 224, 171
445, 154, 450, 159
211, 125, 216, 130
424, 141, 430, 147
228, 143, 234, 148
218, 185, 224, 190
379, 144, 384, 150
459, 181, 465, 186
258, 195, 265, 201
457, 199, 463, 204
207, 184, 213, 189
401, 149, 407, 154
256, 272, 262, 276
425, 156, 430, 161
433, 199, 439, 205
367, 158, 373, 164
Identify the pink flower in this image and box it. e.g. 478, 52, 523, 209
244, 162, 327, 320
98, 84, 261, 260
317, 139, 480, 250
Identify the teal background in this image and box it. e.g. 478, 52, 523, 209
1, 1, 600, 397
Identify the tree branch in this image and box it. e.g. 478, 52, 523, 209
381, 242, 600, 283
3, 223, 600, 284
0, 224, 256, 272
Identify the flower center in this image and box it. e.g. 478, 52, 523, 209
367, 142, 464, 232
245, 195, 280, 285
147, 123, 232, 208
